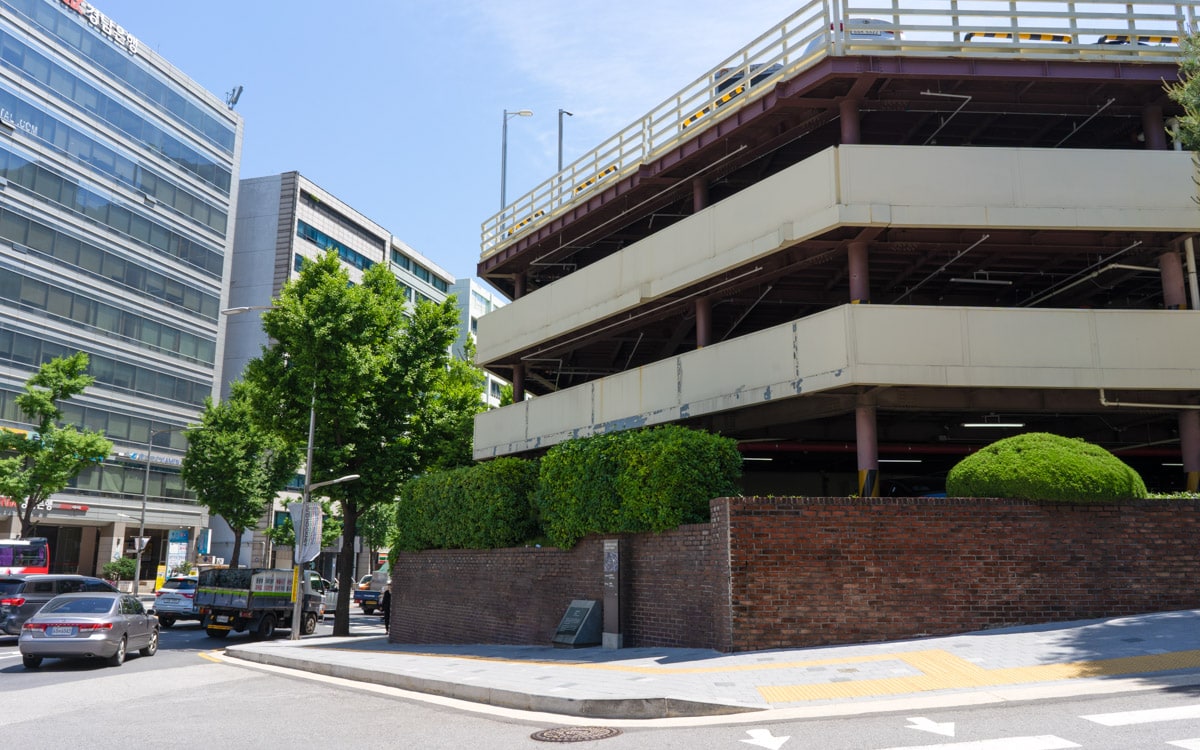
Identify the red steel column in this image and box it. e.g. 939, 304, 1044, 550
849, 240, 870, 303
856, 404, 879, 497
696, 296, 712, 348
1160, 250, 1187, 309
1143, 104, 1167, 150
1181, 410, 1200, 493
840, 99, 862, 144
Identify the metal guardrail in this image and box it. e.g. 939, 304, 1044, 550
480, 0, 1196, 261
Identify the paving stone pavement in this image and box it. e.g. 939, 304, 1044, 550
219, 609, 1200, 721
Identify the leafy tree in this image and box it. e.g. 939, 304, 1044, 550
262, 498, 343, 550
242, 251, 463, 636
181, 383, 300, 568
1165, 30, 1200, 149
416, 335, 486, 472
0, 353, 112, 536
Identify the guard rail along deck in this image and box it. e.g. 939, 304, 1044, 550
480, 0, 1195, 259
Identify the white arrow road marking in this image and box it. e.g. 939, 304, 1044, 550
878, 737, 1079, 750
740, 728, 790, 749
1167, 740, 1200, 749
906, 716, 956, 737
1083, 704, 1200, 726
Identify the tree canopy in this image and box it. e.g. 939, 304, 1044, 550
241, 250, 467, 636
0, 353, 111, 535
181, 383, 300, 568
1166, 31, 1200, 149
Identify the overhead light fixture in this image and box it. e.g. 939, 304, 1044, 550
879, 458, 923, 463
742, 457, 773, 462
1162, 462, 1184, 467
950, 274, 1011, 286
961, 414, 1025, 428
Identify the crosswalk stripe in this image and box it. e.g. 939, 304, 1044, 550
878, 736, 1080, 750
1166, 740, 1200, 749
1082, 705, 1200, 726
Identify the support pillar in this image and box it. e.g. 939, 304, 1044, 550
840, 99, 862, 144
1161, 250, 1187, 310
692, 177, 709, 213
1181, 411, 1200, 493
695, 296, 712, 348
1142, 104, 1167, 150
856, 404, 879, 497
511, 363, 525, 403
849, 240, 870, 303
513, 272, 526, 300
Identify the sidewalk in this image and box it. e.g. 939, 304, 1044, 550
221, 609, 1200, 722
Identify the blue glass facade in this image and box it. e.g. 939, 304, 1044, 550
0, 0, 241, 570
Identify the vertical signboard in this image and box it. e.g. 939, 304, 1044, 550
288, 501, 323, 564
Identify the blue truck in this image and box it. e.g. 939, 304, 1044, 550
352, 563, 389, 615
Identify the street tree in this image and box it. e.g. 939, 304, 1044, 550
242, 251, 463, 636
1165, 30, 1200, 148
0, 352, 112, 536
181, 383, 299, 568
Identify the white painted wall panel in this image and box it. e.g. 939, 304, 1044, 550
474, 306, 1200, 459
478, 146, 1196, 367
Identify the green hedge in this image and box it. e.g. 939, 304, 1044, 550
945, 432, 1147, 502
536, 425, 742, 548
394, 425, 742, 551
394, 457, 539, 551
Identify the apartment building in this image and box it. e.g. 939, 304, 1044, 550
449, 278, 509, 409
0, 0, 242, 573
223, 171, 453, 572
473, 2, 1200, 497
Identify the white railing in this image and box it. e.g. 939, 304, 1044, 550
480, 0, 1196, 261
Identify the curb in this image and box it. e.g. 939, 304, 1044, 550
222, 646, 761, 719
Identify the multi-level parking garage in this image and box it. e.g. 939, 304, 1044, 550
474, 1, 1200, 495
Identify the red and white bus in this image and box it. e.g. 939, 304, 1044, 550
0, 537, 50, 575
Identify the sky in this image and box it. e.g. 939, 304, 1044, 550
93, 0, 793, 287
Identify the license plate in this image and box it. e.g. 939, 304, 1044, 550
49, 625, 76, 636
216, 615, 230, 623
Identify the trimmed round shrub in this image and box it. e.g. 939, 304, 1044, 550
945, 432, 1147, 502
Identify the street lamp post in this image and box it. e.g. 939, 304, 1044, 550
558, 109, 573, 171
500, 108, 533, 210
133, 425, 190, 596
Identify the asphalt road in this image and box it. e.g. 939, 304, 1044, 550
3, 613, 1199, 749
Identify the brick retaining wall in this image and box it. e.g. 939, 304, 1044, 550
389, 497, 1200, 652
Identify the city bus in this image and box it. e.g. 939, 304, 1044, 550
0, 537, 50, 574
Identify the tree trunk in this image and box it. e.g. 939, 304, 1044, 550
333, 501, 359, 637
230, 528, 243, 568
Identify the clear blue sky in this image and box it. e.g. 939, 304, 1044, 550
95, 0, 790, 286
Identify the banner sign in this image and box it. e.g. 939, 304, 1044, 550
288, 501, 323, 564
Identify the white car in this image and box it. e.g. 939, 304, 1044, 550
153, 575, 200, 628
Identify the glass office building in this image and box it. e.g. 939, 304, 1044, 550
0, 0, 241, 576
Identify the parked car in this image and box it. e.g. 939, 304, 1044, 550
306, 572, 339, 617
0, 574, 119, 636
153, 575, 200, 627
356, 574, 372, 590
18, 591, 158, 668
805, 18, 900, 55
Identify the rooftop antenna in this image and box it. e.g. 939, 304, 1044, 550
225, 85, 243, 110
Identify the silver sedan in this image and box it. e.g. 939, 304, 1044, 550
18, 591, 159, 669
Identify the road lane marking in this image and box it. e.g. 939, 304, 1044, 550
1082, 704, 1200, 726
878, 736, 1079, 750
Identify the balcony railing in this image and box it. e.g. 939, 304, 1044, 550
480, 0, 1195, 261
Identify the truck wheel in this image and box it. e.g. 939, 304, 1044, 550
362, 605, 375, 615
255, 614, 277, 640
159, 616, 175, 628
205, 627, 229, 639
302, 611, 318, 635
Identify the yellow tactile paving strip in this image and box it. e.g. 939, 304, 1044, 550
757, 648, 1200, 703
